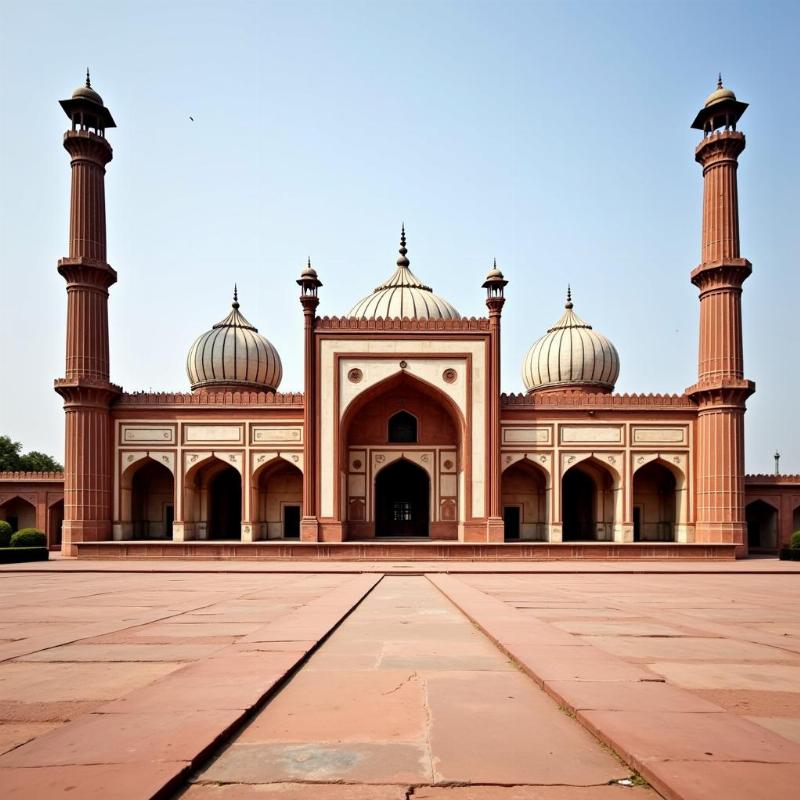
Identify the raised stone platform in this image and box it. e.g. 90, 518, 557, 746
73, 540, 737, 561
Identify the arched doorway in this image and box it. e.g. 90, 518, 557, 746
0, 497, 36, 533
562, 459, 617, 541
48, 499, 64, 549
252, 459, 303, 539
501, 460, 548, 541
209, 467, 242, 540
130, 460, 174, 539
340, 371, 462, 540
183, 457, 242, 540
794, 505, 800, 536
746, 500, 778, 551
375, 459, 430, 537
632, 461, 677, 542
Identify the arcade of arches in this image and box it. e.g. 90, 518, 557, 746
117, 455, 303, 541
500, 457, 683, 543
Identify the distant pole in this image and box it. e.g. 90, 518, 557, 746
774, 451, 781, 476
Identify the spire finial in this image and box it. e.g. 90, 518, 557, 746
717, 72, 723, 89
397, 223, 409, 268
86, 68, 91, 88
566, 284, 573, 308
493, 257, 497, 269
232, 283, 239, 308
307, 256, 312, 269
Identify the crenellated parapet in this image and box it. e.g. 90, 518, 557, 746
501, 391, 695, 409
315, 315, 490, 331
0, 471, 65, 481
115, 390, 304, 407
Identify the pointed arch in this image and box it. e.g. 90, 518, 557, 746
746, 499, 779, 551
119, 456, 175, 540
374, 457, 430, 537
0, 495, 37, 532
251, 456, 303, 539
562, 456, 621, 541
501, 457, 550, 541
182, 455, 242, 540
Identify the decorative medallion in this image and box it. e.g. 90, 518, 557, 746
352, 459, 362, 470
347, 368, 363, 383
673, 456, 681, 464
126, 454, 134, 462
444, 459, 454, 470
399, 360, 408, 369
256, 454, 266, 464
189, 454, 198, 463
375, 454, 386, 464
421, 454, 430, 463
566, 456, 575, 464
162, 431, 170, 439
608, 456, 617, 464
291, 454, 299, 462
637, 456, 645, 464
442, 368, 457, 384
539, 455, 547, 463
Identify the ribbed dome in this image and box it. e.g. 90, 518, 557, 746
347, 227, 460, 320
186, 289, 282, 392
523, 289, 620, 393
705, 75, 736, 108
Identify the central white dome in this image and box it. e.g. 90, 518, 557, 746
348, 227, 460, 320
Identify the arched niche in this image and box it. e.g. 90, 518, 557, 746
632, 459, 683, 542
0, 496, 36, 533
251, 457, 303, 539
183, 455, 242, 540
746, 500, 779, 551
340, 370, 463, 538
501, 458, 549, 541
48, 498, 64, 549
562, 456, 620, 541
374, 458, 430, 537
120, 457, 175, 540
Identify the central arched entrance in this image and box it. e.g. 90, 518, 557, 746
562, 458, 618, 541
208, 467, 242, 540
375, 459, 430, 537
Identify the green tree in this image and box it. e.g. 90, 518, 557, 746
0, 436, 23, 471
19, 451, 63, 471
0, 436, 62, 472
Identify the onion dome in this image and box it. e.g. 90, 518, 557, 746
522, 287, 620, 393
72, 69, 104, 105
704, 74, 736, 108
347, 226, 460, 320
186, 286, 282, 392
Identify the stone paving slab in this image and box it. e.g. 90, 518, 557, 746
0, 762, 189, 800
192, 577, 651, 798
182, 782, 408, 798
0, 572, 381, 799
438, 573, 800, 800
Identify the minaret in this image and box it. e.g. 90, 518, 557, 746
687, 76, 755, 552
54, 72, 121, 555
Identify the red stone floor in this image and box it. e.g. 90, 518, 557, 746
0, 561, 798, 799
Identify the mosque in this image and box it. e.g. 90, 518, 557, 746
1, 74, 798, 559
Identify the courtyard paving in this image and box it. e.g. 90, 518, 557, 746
0, 562, 797, 798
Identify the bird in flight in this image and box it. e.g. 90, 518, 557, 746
189, 116, 194, 122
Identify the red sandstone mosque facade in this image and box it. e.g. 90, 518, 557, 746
1, 75, 799, 559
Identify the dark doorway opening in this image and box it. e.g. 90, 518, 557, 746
209, 467, 242, 539
504, 506, 521, 540
562, 467, 596, 541
633, 506, 642, 542
746, 500, 778, 551
283, 505, 300, 538
375, 459, 429, 536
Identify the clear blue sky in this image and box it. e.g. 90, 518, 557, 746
0, 0, 797, 473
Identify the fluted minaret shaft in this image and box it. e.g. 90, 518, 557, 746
688, 122, 754, 552
55, 85, 120, 556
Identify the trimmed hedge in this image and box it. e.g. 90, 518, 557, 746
0, 520, 11, 548
791, 531, 800, 550
0, 547, 49, 563
10, 528, 46, 548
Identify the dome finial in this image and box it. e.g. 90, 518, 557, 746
717, 72, 723, 89
86, 68, 91, 88
565, 285, 573, 309
397, 223, 410, 268
232, 284, 239, 309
